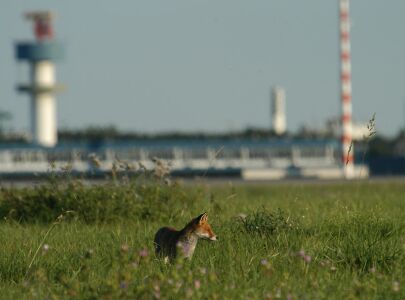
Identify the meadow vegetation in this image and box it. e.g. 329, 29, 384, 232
0, 171, 404, 299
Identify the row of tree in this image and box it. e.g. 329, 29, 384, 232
1, 123, 404, 157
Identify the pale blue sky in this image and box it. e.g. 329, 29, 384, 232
1, 0, 404, 136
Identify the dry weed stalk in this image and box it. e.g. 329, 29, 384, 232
25, 211, 75, 279
88, 153, 102, 168
364, 113, 377, 141
358, 113, 377, 178
152, 157, 171, 179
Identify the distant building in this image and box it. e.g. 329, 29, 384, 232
352, 123, 370, 141
271, 86, 286, 135
325, 117, 369, 141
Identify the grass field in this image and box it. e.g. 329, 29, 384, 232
0, 176, 404, 299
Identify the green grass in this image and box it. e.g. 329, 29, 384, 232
0, 177, 404, 299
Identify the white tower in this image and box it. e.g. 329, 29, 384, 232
271, 86, 286, 135
16, 12, 64, 147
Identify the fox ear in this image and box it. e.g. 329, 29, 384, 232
197, 212, 208, 224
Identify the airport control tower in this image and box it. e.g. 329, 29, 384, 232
15, 11, 64, 147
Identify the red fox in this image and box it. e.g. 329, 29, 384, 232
154, 213, 217, 261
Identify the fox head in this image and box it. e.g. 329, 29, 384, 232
192, 213, 217, 241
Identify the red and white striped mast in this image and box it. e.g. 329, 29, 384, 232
339, 0, 354, 178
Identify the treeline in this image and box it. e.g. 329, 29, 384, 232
1, 125, 404, 158
57, 125, 351, 141
57, 126, 405, 157
57, 126, 285, 141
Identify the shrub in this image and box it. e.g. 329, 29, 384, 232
0, 175, 197, 224
239, 208, 297, 236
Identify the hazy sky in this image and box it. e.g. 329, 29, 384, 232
1, 0, 404, 136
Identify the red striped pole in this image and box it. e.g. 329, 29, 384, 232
340, 0, 354, 178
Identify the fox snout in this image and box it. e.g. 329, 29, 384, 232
197, 230, 217, 241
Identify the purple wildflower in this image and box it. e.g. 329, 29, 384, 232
139, 248, 148, 258
120, 281, 128, 289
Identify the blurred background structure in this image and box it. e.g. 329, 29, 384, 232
339, 0, 354, 178
1, 1, 405, 180
271, 86, 286, 136
15, 11, 64, 147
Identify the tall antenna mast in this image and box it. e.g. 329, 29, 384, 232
339, 0, 354, 178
